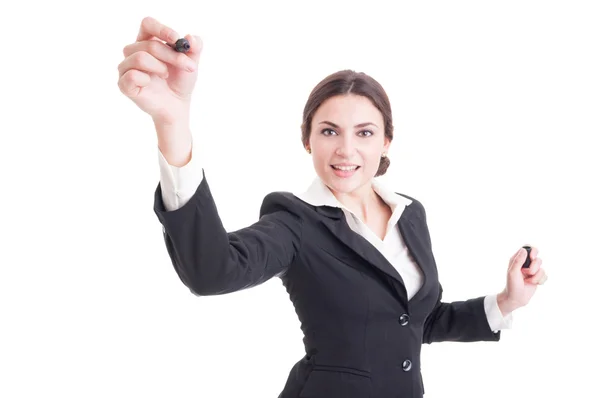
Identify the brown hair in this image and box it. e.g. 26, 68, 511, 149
301, 69, 393, 177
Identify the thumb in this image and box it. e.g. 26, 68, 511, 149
509, 248, 525, 275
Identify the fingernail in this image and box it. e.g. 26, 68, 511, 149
186, 60, 196, 72
169, 32, 180, 43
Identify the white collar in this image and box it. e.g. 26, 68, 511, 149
295, 177, 412, 213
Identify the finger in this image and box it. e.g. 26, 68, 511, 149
123, 40, 196, 72
519, 244, 537, 263
118, 69, 151, 98
509, 248, 526, 274
522, 257, 542, 276
525, 245, 539, 259
183, 34, 203, 64
118, 51, 169, 79
508, 246, 523, 267
526, 268, 547, 285
509, 249, 519, 265
136, 16, 179, 44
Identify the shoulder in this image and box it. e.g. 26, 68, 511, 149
259, 191, 312, 217
394, 191, 428, 220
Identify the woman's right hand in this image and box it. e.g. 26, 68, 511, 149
117, 16, 202, 126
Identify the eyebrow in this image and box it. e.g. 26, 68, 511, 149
318, 120, 379, 129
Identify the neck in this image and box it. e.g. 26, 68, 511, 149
332, 181, 381, 222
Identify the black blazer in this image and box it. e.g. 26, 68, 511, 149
153, 172, 501, 398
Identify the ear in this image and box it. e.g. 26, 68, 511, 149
383, 136, 391, 152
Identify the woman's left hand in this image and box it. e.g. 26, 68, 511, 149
497, 246, 547, 316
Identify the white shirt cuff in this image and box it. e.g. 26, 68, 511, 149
158, 140, 204, 212
484, 294, 513, 333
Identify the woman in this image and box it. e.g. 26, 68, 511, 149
117, 16, 547, 398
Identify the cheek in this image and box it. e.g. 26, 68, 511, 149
311, 138, 334, 160
313, 151, 331, 167
361, 146, 383, 166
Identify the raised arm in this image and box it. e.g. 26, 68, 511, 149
153, 174, 303, 296
118, 17, 303, 295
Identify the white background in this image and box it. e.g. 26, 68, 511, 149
1, 1, 599, 397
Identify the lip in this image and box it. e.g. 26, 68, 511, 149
331, 163, 361, 167
331, 164, 360, 178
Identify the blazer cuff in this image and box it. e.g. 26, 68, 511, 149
484, 294, 513, 333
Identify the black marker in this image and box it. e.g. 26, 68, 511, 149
522, 245, 532, 268
171, 38, 190, 53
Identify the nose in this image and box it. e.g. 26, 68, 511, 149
335, 134, 356, 158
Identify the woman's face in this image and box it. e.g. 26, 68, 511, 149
307, 94, 389, 195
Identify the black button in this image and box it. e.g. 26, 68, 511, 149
399, 313, 410, 326
402, 359, 412, 371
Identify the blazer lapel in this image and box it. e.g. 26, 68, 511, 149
316, 203, 432, 303
397, 206, 431, 303
316, 206, 406, 289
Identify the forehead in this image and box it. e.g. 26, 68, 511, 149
314, 94, 382, 123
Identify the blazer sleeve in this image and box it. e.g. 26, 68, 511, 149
422, 284, 501, 344
412, 200, 501, 344
153, 170, 303, 296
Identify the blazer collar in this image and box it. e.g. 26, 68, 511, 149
295, 176, 413, 217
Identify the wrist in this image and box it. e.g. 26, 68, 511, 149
497, 290, 520, 317
154, 120, 193, 167
152, 109, 190, 129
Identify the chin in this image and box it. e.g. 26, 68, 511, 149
322, 168, 371, 194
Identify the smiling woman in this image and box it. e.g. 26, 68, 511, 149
299, 70, 395, 228
117, 16, 548, 398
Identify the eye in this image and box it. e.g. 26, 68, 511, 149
320, 128, 338, 136
358, 130, 374, 137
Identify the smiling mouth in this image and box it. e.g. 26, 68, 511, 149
331, 165, 360, 171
